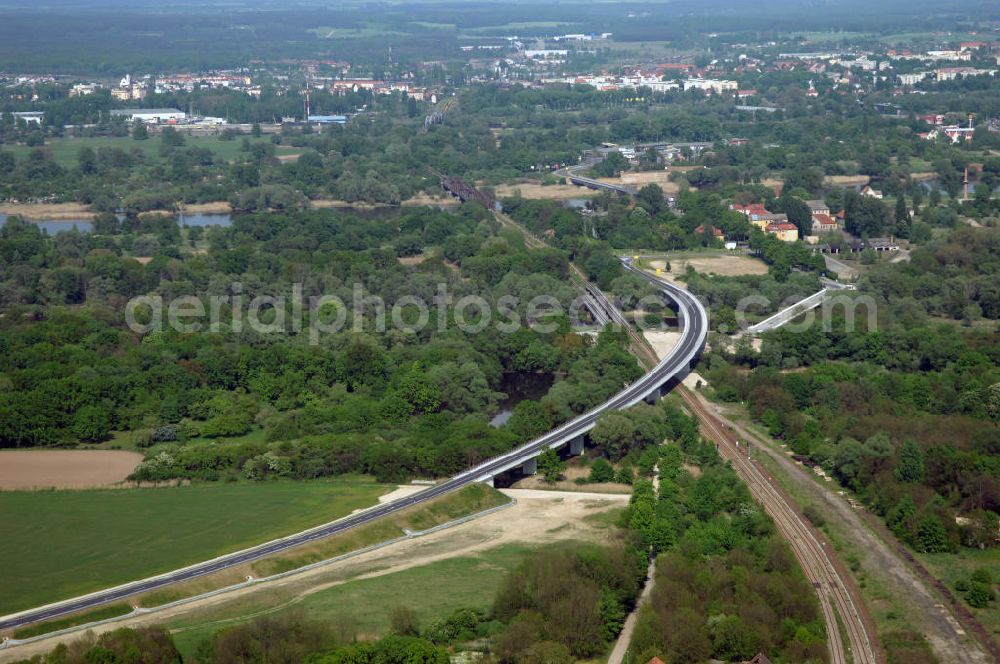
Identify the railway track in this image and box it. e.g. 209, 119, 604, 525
477, 210, 879, 663
680, 387, 880, 664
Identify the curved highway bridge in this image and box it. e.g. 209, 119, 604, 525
0, 262, 707, 633
557, 161, 636, 195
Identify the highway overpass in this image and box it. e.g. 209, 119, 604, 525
557, 161, 636, 195
747, 279, 853, 335
0, 263, 707, 634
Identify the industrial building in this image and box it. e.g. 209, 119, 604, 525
307, 114, 347, 125
109, 108, 187, 124
11, 111, 43, 125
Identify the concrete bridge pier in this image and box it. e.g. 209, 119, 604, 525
522, 458, 537, 475
570, 436, 585, 456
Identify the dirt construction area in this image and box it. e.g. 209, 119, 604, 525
648, 255, 769, 278
493, 182, 598, 201
0, 450, 144, 490
600, 169, 685, 194
0, 488, 629, 662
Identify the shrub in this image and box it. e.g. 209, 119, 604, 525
615, 465, 634, 485
151, 425, 179, 442
966, 582, 993, 609
588, 458, 615, 483
802, 505, 825, 528
971, 568, 993, 586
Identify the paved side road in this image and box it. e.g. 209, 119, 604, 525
607, 463, 660, 664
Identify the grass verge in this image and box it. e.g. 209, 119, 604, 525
135, 484, 511, 608
11, 604, 132, 640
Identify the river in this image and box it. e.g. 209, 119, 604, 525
489, 372, 556, 427
0, 212, 235, 234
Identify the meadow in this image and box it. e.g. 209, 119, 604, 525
168, 543, 534, 656
5, 135, 303, 168
0, 479, 390, 615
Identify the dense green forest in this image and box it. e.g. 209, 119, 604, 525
625, 424, 826, 662
0, 204, 652, 484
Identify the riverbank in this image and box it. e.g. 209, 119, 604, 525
0, 196, 461, 222
0, 203, 95, 220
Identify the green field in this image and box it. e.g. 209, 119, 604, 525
168, 543, 537, 657
5, 135, 303, 168
0, 479, 390, 614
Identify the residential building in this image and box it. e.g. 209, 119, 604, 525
811, 213, 839, 234
684, 77, 738, 94
806, 200, 830, 216
731, 202, 769, 217
860, 185, 883, 199
765, 222, 799, 242
923, 125, 975, 143
69, 83, 101, 97
897, 72, 928, 86
926, 50, 972, 61
694, 224, 724, 238
936, 67, 997, 81
751, 212, 788, 230
942, 125, 976, 143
